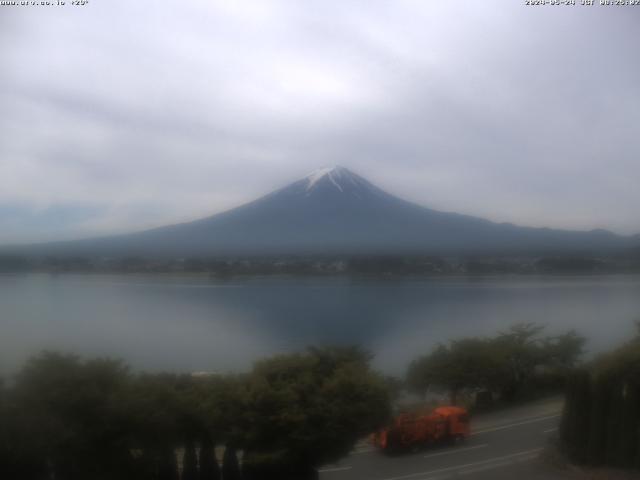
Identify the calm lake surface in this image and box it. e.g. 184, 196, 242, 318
1, 273, 639, 376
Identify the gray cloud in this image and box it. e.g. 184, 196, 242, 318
1, 0, 639, 244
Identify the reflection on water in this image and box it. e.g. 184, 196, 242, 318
1, 273, 639, 375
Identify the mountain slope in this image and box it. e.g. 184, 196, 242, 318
12, 166, 637, 257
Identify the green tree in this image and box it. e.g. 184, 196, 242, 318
182, 440, 198, 480
591, 327, 640, 468
238, 347, 391, 479
493, 323, 547, 400
604, 380, 625, 467
542, 330, 586, 370
221, 445, 241, 480
620, 382, 640, 468
406, 344, 449, 398
586, 374, 612, 466
12, 352, 135, 480
560, 323, 640, 470
407, 339, 503, 404
407, 324, 586, 404
156, 446, 179, 480
198, 435, 220, 480
125, 373, 207, 480
559, 369, 591, 464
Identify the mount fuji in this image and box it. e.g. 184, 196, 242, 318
13, 166, 636, 257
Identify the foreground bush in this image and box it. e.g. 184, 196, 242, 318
0, 347, 391, 480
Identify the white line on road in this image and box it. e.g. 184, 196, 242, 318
458, 451, 539, 477
471, 414, 560, 435
351, 447, 375, 455
379, 448, 544, 480
543, 427, 558, 433
318, 466, 353, 473
423, 444, 488, 459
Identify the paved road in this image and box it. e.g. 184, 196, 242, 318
319, 398, 566, 480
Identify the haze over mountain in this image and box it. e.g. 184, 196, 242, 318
7, 167, 638, 257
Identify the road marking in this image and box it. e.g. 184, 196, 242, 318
351, 447, 375, 455
379, 448, 544, 480
318, 466, 353, 473
458, 451, 539, 477
471, 414, 560, 435
423, 444, 488, 459
543, 427, 558, 433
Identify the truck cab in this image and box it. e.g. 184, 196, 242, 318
432, 406, 470, 440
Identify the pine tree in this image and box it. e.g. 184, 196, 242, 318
620, 381, 640, 468
604, 380, 625, 467
587, 375, 612, 466
560, 369, 591, 464
182, 440, 198, 480
157, 447, 179, 480
198, 436, 220, 480
222, 445, 241, 480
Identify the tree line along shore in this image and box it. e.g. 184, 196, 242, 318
2, 253, 640, 275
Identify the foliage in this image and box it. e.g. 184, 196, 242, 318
182, 440, 198, 480
559, 369, 591, 464
197, 435, 220, 480
221, 445, 241, 480
407, 339, 502, 403
561, 325, 640, 470
9, 352, 136, 480
0, 346, 392, 480
406, 323, 585, 403
237, 346, 391, 477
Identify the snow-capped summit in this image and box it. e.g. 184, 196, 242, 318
295, 166, 384, 200
305, 166, 351, 192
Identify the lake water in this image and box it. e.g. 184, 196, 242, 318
1, 273, 639, 376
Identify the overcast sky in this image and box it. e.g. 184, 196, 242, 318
1, 1, 639, 244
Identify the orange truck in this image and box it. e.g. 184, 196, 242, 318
371, 406, 470, 452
